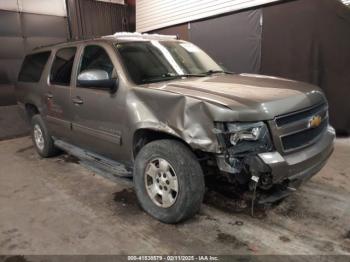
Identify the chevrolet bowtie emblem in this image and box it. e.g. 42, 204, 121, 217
309, 115, 322, 128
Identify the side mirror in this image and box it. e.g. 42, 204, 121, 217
77, 69, 118, 93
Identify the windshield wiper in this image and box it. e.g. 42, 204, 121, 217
175, 73, 207, 77
203, 70, 233, 75
141, 73, 207, 83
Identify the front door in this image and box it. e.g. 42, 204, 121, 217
46, 47, 77, 141
70, 44, 124, 161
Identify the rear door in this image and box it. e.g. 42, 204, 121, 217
70, 44, 124, 160
45, 46, 77, 141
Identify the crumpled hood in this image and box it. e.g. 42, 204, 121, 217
146, 73, 326, 121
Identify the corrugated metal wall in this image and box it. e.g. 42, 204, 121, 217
0, 0, 69, 106
136, 0, 280, 32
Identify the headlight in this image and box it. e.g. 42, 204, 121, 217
227, 122, 265, 145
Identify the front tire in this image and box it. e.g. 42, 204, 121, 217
31, 115, 59, 157
133, 139, 205, 223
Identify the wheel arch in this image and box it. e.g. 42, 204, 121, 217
25, 103, 40, 120
132, 128, 193, 160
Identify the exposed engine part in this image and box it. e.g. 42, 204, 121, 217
216, 155, 241, 174
215, 122, 273, 180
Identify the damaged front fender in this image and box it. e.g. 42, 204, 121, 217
126, 86, 237, 153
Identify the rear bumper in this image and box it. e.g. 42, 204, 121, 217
258, 125, 335, 184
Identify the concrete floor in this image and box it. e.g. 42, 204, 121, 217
0, 136, 349, 255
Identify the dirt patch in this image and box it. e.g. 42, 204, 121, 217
216, 232, 246, 248
0, 238, 12, 248
314, 241, 335, 252
273, 197, 298, 217
345, 230, 350, 240
198, 213, 218, 221
15, 145, 34, 153
112, 188, 142, 216
113, 188, 137, 206
272, 196, 311, 220
204, 190, 266, 218
204, 190, 247, 213
229, 220, 244, 226
57, 154, 80, 164
279, 235, 291, 242
272, 195, 325, 223
2, 229, 18, 235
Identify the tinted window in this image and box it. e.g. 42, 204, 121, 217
18, 51, 51, 82
50, 47, 76, 86
79, 45, 115, 79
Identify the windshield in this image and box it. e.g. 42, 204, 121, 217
115, 41, 224, 84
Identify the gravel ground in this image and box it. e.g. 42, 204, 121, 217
0, 137, 349, 255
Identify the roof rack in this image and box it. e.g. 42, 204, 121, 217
32, 37, 96, 51
32, 32, 178, 51
103, 32, 178, 40
32, 40, 67, 50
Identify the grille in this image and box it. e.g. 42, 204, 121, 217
270, 103, 329, 153
276, 103, 326, 127
281, 120, 328, 151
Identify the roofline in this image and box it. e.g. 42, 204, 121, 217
32, 37, 107, 51
102, 32, 178, 40
31, 32, 180, 53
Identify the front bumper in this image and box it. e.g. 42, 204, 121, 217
257, 125, 335, 184
216, 125, 335, 185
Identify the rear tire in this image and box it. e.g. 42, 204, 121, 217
31, 115, 59, 157
133, 139, 205, 223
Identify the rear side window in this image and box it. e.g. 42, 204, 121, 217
18, 51, 51, 82
50, 47, 77, 86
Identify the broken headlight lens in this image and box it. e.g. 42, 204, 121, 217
227, 122, 266, 145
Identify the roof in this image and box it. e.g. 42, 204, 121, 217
102, 32, 178, 41
31, 32, 178, 53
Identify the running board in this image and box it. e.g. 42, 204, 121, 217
54, 139, 132, 181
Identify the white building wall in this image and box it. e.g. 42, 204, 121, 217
136, 0, 281, 32
0, 0, 67, 17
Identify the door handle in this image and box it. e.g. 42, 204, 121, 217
72, 97, 84, 105
46, 93, 53, 99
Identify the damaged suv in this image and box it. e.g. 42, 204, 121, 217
16, 33, 335, 223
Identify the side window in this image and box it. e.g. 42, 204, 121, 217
18, 51, 51, 82
50, 47, 76, 86
78, 45, 115, 80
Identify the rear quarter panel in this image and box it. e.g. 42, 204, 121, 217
15, 49, 54, 117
